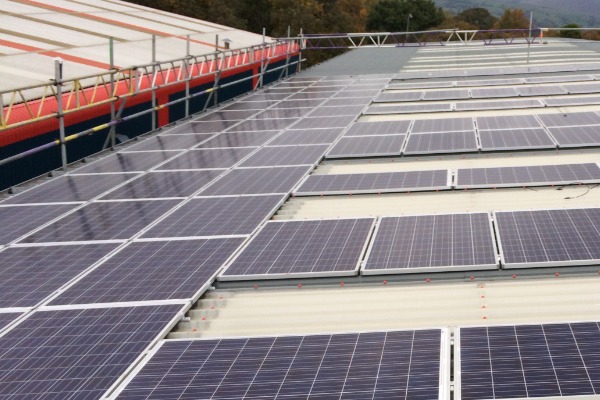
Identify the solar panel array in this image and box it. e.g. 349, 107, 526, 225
457, 322, 600, 400
117, 329, 446, 400
220, 218, 375, 280
363, 213, 498, 274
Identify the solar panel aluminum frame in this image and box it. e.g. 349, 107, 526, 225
22, 303, 189, 400
291, 170, 453, 197
493, 207, 600, 269
360, 213, 499, 275
217, 217, 377, 281
454, 163, 600, 190
112, 328, 452, 400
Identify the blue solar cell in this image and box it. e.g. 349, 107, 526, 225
0, 305, 182, 400
117, 329, 444, 400
0, 313, 21, 331
0, 204, 75, 245
155, 148, 255, 170
0, 243, 119, 307
125, 134, 214, 151
50, 238, 244, 305
239, 145, 329, 167
72, 151, 180, 174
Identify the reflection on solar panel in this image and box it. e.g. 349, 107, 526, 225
195, 130, 277, 148
479, 128, 556, 151
118, 329, 445, 400
51, 239, 244, 304
549, 125, 600, 147
200, 166, 311, 195
195, 109, 258, 121
125, 134, 213, 151
288, 92, 333, 100
156, 147, 255, 170
72, 151, 180, 174
404, 132, 478, 155
457, 163, 600, 189
0, 243, 119, 307
243, 92, 290, 101
470, 87, 519, 98
537, 111, 600, 127
307, 105, 366, 117
495, 208, 600, 268
0, 313, 20, 330
252, 108, 313, 119
327, 135, 406, 158
476, 115, 542, 130
412, 118, 474, 133
272, 99, 325, 109
0, 204, 74, 245
516, 86, 568, 96
100, 170, 225, 199
363, 213, 497, 274
457, 322, 600, 400
375, 92, 422, 102
4, 174, 137, 204
142, 195, 285, 237
295, 170, 450, 196
220, 100, 275, 111
322, 97, 373, 107
423, 89, 470, 101
164, 120, 238, 135
455, 99, 543, 111
240, 145, 329, 167
269, 128, 344, 145
20, 200, 178, 243
366, 103, 452, 114
345, 121, 411, 136
226, 118, 299, 132
220, 218, 375, 280
0, 305, 181, 400
292, 116, 357, 130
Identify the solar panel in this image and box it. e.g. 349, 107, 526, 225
251, 108, 313, 119
0, 313, 20, 331
50, 238, 244, 305
455, 78, 523, 87
375, 92, 423, 102
195, 130, 278, 148
456, 163, 600, 189
388, 81, 454, 90
544, 96, 600, 107
288, 91, 334, 100
269, 128, 344, 145
333, 89, 381, 98
455, 99, 543, 111
422, 89, 470, 101
219, 100, 275, 111
307, 105, 366, 117
72, 151, 180, 174
495, 208, 600, 268
366, 103, 453, 114
563, 82, 600, 94
194, 109, 258, 121
479, 128, 556, 151
200, 166, 312, 196
476, 115, 542, 130
125, 134, 213, 151
524, 74, 593, 83
19, 200, 179, 243
363, 213, 498, 274
242, 92, 290, 101
537, 111, 600, 127
100, 170, 225, 199
457, 322, 600, 400
516, 86, 568, 96
0, 204, 75, 245
188, 119, 242, 132
155, 147, 255, 170
404, 131, 478, 155
412, 118, 474, 133
548, 125, 600, 147
142, 195, 285, 238
3, 173, 137, 204
117, 329, 445, 400
226, 118, 299, 132
239, 145, 329, 167
292, 116, 357, 130
327, 135, 406, 158
0, 243, 119, 307
220, 218, 375, 280
0, 305, 182, 400
321, 97, 373, 107
344, 120, 411, 136
271, 99, 325, 109
295, 170, 451, 196
470, 87, 519, 98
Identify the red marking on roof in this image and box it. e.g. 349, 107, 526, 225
0, 39, 115, 69
15, 0, 224, 49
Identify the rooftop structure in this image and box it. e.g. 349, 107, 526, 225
2, 27, 600, 399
